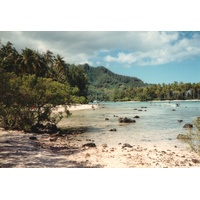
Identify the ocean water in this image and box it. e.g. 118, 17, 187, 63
59, 101, 200, 148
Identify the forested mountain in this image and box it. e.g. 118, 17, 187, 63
78, 63, 200, 102
79, 64, 147, 102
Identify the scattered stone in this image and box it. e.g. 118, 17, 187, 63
102, 143, 108, 148
133, 115, 140, 118
118, 143, 122, 145
172, 109, 176, 111
177, 120, 183, 123
105, 118, 109, 120
113, 115, 118, 117
183, 123, 193, 128
110, 148, 115, 152
85, 153, 90, 158
177, 134, 191, 140
191, 158, 200, 163
109, 128, 117, 131
138, 109, 143, 111
174, 145, 177, 148
82, 143, 96, 148
122, 143, 133, 148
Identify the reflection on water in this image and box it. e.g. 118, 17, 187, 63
58, 101, 200, 148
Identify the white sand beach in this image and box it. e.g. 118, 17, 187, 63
52, 104, 98, 113
1, 128, 200, 168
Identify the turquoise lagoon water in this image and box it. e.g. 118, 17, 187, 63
60, 101, 200, 148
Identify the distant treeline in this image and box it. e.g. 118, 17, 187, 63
112, 82, 200, 102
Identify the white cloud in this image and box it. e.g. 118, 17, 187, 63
1, 31, 200, 67
104, 32, 200, 66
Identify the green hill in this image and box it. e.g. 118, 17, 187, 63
80, 64, 146, 102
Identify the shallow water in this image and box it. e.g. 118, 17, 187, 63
58, 101, 200, 148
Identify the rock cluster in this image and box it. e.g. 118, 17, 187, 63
31, 123, 59, 134
118, 117, 136, 123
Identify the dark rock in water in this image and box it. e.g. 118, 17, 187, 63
141, 107, 147, 109
134, 115, 140, 118
82, 143, 96, 148
105, 118, 109, 120
172, 109, 176, 111
29, 136, 37, 140
109, 128, 117, 131
122, 143, 133, 148
119, 117, 136, 123
133, 108, 138, 110
138, 109, 143, 111
177, 120, 183, 123
177, 134, 191, 140
183, 123, 193, 128
113, 115, 118, 117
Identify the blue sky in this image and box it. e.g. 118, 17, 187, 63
0, 31, 200, 84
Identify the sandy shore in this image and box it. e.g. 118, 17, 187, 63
1, 128, 200, 168
52, 104, 98, 113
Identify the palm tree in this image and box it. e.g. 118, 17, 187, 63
0, 41, 19, 74
43, 50, 54, 78
16, 48, 35, 74
52, 54, 67, 83
32, 50, 47, 77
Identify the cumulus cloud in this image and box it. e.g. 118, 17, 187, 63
0, 31, 200, 66
104, 32, 200, 66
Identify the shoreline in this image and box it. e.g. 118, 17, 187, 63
1, 128, 200, 168
52, 104, 98, 113
1, 100, 200, 168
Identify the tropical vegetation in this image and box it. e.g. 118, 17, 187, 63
0, 41, 88, 131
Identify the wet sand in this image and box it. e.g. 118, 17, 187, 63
1, 128, 200, 168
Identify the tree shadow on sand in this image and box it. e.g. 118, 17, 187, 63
0, 129, 104, 168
